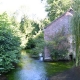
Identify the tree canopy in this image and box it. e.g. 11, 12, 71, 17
0, 12, 21, 74
46, 0, 72, 21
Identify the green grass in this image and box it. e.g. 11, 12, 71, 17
45, 61, 75, 77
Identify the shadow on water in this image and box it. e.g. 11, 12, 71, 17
7, 50, 47, 80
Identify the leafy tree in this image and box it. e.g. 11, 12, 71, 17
20, 15, 33, 35
29, 31, 45, 56
11, 16, 19, 27
31, 21, 40, 35
0, 12, 11, 27
25, 37, 36, 49
71, 0, 80, 66
0, 12, 21, 73
40, 18, 50, 28
20, 15, 28, 33
46, 0, 72, 21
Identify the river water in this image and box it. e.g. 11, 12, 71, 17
7, 50, 47, 80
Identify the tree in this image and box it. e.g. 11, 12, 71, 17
46, 0, 72, 21
29, 30, 45, 57
0, 12, 21, 73
19, 15, 35, 38
11, 15, 19, 27
20, 15, 30, 33
40, 18, 50, 28
31, 21, 40, 35
71, 0, 80, 66
25, 37, 36, 49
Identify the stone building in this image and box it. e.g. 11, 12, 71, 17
44, 9, 75, 60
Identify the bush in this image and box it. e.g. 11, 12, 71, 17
46, 29, 70, 60
25, 38, 36, 49
29, 32, 45, 56
26, 31, 45, 57
0, 27, 21, 73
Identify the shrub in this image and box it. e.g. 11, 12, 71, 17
25, 38, 36, 49
46, 29, 70, 60
26, 31, 45, 57
0, 27, 21, 73
30, 32, 45, 56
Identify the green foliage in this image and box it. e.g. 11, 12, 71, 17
46, 29, 70, 60
22, 17, 46, 57
0, 12, 11, 27
40, 18, 50, 28
46, 0, 72, 21
25, 38, 36, 49
31, 33, 44, 55
20, 15, 28, 33
31, 21, 40, 35
11, 16, 19, 27
19, 15, 33, 35
0, 12, 21, 73
71, 0, 80, 66
27, 31, 45, 57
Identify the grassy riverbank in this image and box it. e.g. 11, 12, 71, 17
45, 61, 75, 77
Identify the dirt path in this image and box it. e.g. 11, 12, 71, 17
49, 67, 80, 80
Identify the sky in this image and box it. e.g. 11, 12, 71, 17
0, 0, 47, 21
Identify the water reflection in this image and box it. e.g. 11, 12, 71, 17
7, 50, 46, 80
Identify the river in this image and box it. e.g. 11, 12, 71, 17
6, 50, 47, 80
